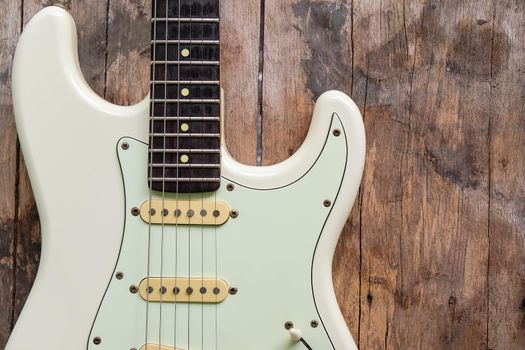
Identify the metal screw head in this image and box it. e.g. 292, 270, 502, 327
229, 287, 238, 295
129, 285, 138, 294
121, 142, 130, 150
311, 320, 319, 328
333, 129, 341, 137
131, 207, 140, 216
284, 321, 294, 330
115, 272, 124, 280
226, 183, 235, 191
323, 200, 332, 207
93, 337, 102, 345
230, 210, 239, 219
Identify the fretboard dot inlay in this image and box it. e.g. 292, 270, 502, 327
181, 88, 190, 96
181, 123, 190, 132
181, 48, 190, 57
180, 154, 190, 163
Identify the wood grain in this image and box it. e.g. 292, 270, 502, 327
1, 1, 525, 349
0, 1, 21, 348
488, 1, 525, 349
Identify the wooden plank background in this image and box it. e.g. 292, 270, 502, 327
1, 0, 524, 349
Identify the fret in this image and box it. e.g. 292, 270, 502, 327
151, 39, 219, 44
153, 0, 219, 18
152, 18, 220, 23
153, 22, 219, 41
151, 61, 220, 65
149, 149, 220, 153
151, 99, 220, 103
152, 65, 219, 81
150, 133, 220, 138
151, 116, 220, 121
150, 80, 220, 85
153, 44, 219, 61
149, 178, 221, 183
149, 163, 221, 168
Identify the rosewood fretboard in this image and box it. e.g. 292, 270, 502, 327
149, 0, 221, 193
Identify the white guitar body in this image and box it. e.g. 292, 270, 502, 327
8, 6, 365, 350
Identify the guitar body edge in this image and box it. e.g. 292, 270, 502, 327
8, 6, 365, 350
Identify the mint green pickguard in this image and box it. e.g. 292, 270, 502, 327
88, 115, 347, 350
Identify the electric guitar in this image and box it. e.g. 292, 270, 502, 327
7, 1, 365, 349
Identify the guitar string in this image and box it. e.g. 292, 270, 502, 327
174, 0, 182, 346
187, 3, 194, 349
215, 2, 220, 348
159, 0, 171, 347
147, 0, 160, 347
198, 3, 205, 349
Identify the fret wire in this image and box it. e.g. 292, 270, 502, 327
151, 99, 220, 103
150, 133, 220, 137
149, 164, 220, 168
149, 178, 221, 183
150, 81, 220, 85
151, 116, 220, 121
151, 18, 220, 23
151, 61, 220, 65
149, 149, 220, 153
151, 39, 219, 44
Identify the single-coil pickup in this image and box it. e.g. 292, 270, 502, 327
140, 345, 182, 350
139, 277, 230, 303
139, 199, 230, 226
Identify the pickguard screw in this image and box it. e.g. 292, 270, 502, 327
131, 207, 140, 216
230, 210, 239, 219
333, 129, 341, 137
284, 321, 294, 330
121, 142, 130, 150
93, 337, 102, 345
324, 200, 332, 207
229, 287, 238, 295
129, 285, 138, 294
226, 183, 235, 191
115, 272, 124, 280
311, 320, 319, 328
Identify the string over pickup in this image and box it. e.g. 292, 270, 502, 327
138, 277, 230, 303
139, 199, 230, 226
140, 345, 184, 350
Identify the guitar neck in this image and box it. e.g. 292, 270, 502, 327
148, 0, 221, 194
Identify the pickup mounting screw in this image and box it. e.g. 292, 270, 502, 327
129, 285, 138, 294
333, 129, 341, 137
93, 337, 102, 345
323, 200, 332, 207
284, 321, 294, 330
131, 207, 140, 216
311, 320, 319, 328
227, 183, 235, 191
121, 142, 130, 150
230, 210, 239, 219
115, 272, 124, 280
229, 287, 238, 295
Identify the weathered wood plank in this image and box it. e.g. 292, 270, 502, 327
488, 1, 525, 349
13, 0, 111, 322
262, 0, 361, 338
0, 1, 22, 347
220, 0, 260, 165
355, 0, 491, 349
